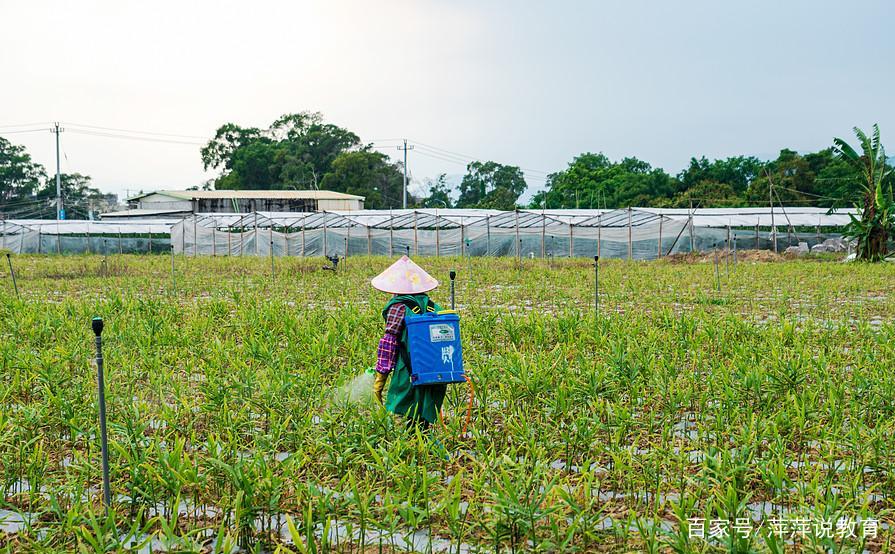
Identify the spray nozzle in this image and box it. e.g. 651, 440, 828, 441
92, 317, 104, 337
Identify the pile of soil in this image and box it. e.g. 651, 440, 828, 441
664, 249, 783, 264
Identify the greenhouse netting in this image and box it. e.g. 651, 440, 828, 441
2, 207, 855, 259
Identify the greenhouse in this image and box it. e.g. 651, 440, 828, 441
1, 207, 857, 259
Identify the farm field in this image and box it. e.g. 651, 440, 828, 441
1, 253, 894, 553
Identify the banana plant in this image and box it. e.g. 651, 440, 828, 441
832, 124, 895, 261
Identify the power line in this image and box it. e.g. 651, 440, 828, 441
414, 145, 549, 181
769, 184, 845, 201
0, 128, 50, 135
0, 122, 51, 129
64, 122, 208, 140
413, 148, 547, 183
411, 139, 550, 176
0, 198, 50, 211
67, 129, 205, 146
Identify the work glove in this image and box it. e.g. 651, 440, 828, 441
373, 371, 389, 404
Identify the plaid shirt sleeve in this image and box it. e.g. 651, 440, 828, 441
375, 303, 406, 374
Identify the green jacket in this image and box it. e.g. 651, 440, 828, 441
382, 294, 447, 424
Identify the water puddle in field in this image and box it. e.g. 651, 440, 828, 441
0, 509, 28, 534
302, 520, 474, 554
592, 516, 676, 533
785, 459, 878, 474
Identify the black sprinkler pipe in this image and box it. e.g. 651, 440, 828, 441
92, 317, 112, 512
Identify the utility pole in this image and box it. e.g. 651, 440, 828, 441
397, 139, 414, 209
52, 122, 64, 220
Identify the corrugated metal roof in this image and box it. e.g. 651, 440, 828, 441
130, 190, 365, 201
101, 208, 190, 218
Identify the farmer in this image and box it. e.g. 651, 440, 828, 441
371, 255, 447, 427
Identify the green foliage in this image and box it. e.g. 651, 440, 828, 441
319, 150, 406, 209
0, 137, 110, 219
532, 153, 675, 209
1, 255, 893, 551
533, 146, 868, 211
457, 161, 526, 209
201, 111, 361, 193
421, 174, 454, 208
832, 124, 895, 261
33, 173, 109, 219
678, 156, 764, 196
0, 136, 47, 211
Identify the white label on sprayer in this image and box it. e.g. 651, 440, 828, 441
429, 324, 455, 342
441, 345, 454, 365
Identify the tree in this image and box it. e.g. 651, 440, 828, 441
200, 123, 268, 174
457, 161, 526, 210
746, 149, 820, 205
810, 149, 863, 207
271, 113, 361, 190
832, 125, 894, 261
200, 111, 361, 191
0, 137, 46, 214
532, 153, 674, 209
677, 156, 765, 198
667, 180, 744, 208
34, 173, 108, 219
319, 150, 407, 209
421, 174, 454, 208
224, 140, 281, 190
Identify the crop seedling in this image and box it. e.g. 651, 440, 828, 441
0, 254, 892, 551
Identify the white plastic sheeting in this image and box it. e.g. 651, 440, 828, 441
6, 219, 175, 234
180, 207, 856, 229
170, 209, 840, 260
1, 219, 175, 254
636, 207, 857, 228
1, 207, 853, 258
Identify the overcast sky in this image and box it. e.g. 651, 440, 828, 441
2, 0, 893, 202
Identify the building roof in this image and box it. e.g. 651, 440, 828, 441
128, 189, 365, 201
101, 208, 191, 218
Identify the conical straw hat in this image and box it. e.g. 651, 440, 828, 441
371, 255, 439, 294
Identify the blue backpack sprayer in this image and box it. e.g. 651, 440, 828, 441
405, 270, 474, 433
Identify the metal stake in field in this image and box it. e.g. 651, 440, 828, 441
91, 317, 112, 513
169, 244, 177, 296
450, 270, 456, 310
270, 235, 275, 278
594, 256, 599, 316
713, 244, 721, 292
725, 239, 730, 277
6, 253, 18, 298
732, 233, 738, 268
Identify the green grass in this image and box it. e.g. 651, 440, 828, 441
0, 254, 893, 552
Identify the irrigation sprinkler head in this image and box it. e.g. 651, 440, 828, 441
92, 317, 104, 337
450, 270, 456, 281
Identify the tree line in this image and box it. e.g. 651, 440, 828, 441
0, 136, 114, 219
0, 111, 889, 219
198, 112, 886, 212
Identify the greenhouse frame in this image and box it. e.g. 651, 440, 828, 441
1, 207, 857, 259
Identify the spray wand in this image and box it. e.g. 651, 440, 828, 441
439, 269, 475, 437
